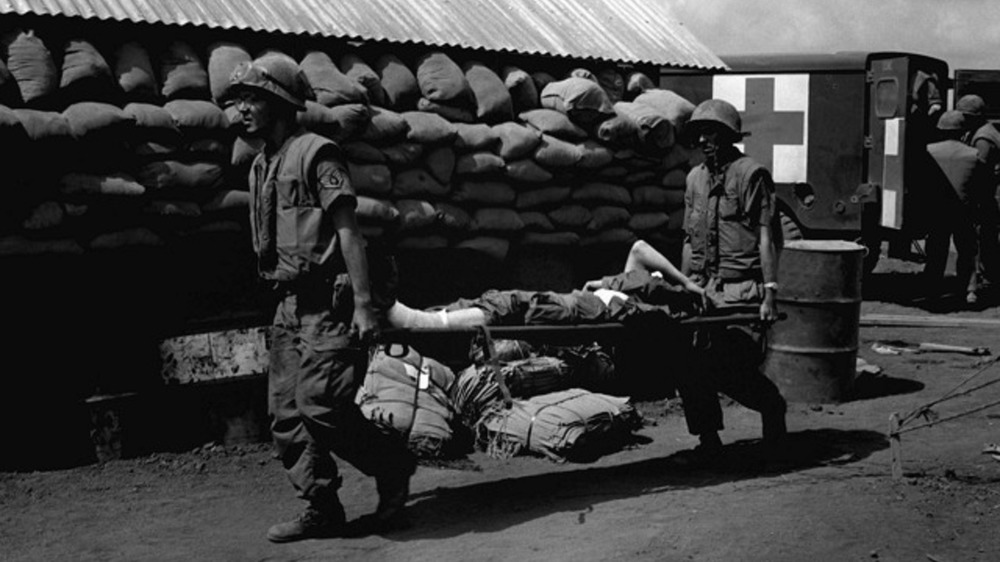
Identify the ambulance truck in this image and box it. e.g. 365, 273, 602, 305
660, 51, 957, 273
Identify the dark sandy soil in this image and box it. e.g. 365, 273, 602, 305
3, 252, 1000, 562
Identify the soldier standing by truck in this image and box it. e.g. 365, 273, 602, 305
224, 53, 416, 543
957, 95, 1000, 302
673, 99, 788, 466
924, 108, 989, 306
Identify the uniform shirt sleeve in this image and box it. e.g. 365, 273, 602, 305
742, 168, 775, 228
311, 144, 356, 212
682, 171, 695, 241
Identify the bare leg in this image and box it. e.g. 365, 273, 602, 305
625, 240, 696, 289
386, 301, 486, 328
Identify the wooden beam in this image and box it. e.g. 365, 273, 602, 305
861, 314, 1000, 329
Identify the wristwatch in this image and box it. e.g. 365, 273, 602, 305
763, 282, 779, 291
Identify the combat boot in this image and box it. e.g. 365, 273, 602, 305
267, 501, 346, 543
346, 462, 415, 536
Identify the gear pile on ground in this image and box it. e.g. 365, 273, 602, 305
358, 339, 643, 463
0, 26, 699, 262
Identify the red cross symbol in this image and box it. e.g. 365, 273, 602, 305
740, 77, 805, 172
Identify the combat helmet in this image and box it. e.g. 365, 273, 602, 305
685, 99, 748, 142
224, 52, 315, 110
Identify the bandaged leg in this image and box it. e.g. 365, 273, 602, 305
386, 301, 487, 328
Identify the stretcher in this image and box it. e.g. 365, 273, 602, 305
381, 306, 772, 407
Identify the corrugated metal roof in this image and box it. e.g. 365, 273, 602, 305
0, 0, 725, 69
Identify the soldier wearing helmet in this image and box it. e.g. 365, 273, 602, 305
957, 94, 1000, 299
924, 108, 990, 305
672, 98, 787, 466
223, 53, 415, 542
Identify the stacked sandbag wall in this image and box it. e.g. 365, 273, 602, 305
0, 19, 706, 469
0, 21, 703, 364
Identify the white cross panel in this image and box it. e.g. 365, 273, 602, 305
712, 74, 810, 183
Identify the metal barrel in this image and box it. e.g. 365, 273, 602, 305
763, 240, 864, 403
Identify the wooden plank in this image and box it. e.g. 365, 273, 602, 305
861, 314, 1000, 329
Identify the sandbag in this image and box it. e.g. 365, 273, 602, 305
13, 108, 71, 141
299, 51, 367, 107
586, 206, 631, 231
628, 211, 670, 231
456, 151, 505, 176
355, 196, 399, 224
425, 145, 456, 185
518, 211, 554, 232
416, 52, 470, 103
5, 29, 58, 105
520, 231, 580, 246
597, 68, 625, 104
361, 106, 409, 144
581, 228, 636, 247
614, 101, 675, 153
340, 52, 386, 107
114, 41, 159, 103
569, 68, 597, 82
633, 89, 696, 131
470, 207, 525, 232
596, 115, 639, 148
62, 102, 134, 140
298, 101, 371, 142
164, 99, 230, 132
455, 236, 510, 261
578, 140, 614, 168
533, 134, 583, 168
402, 111, 457, 144
22, 201, 65, 230
160, 41, 210, 100
0, 58, 24, 106
356, 345, 458, 458
571, 182, 631, 206
376, 54, 419, 110
454, 123, 499, 152
625, 72, 655, 100
548, 204, 592, 229
135, 161, 224, 191
392, 168, 448, 198
232, 136, 262, 167
416, 97, 476, 123
381, 142, 424, 167
540, 77, 615, 130
502, 66, 539, 113
347, 162, 392, 195
661, 168, 688, 188
531, 71, 556, 93
59, 39, 115, 103
452, 180, 516, 206
632, 185, 685, 209
123, 102, 182, 143
435, 202, 471, 231
342, 141, 385, 163
396, 234, 448, 250
504, 159, 553, 183
395, 199, 440, 230
477, 389, 642, 461
463, 61, 513, 124
88, 227, 164, 249
186, 138, 232, 162
624, 169, 659, 186
519, 108, 587, 142
207, 42, 252, 103
0, 235, 82, 256
493, 122, 542, 160
202, 189, 250, 212
143, 199, 202, 218
59, 172, 146, 197
515, 185, 571, 209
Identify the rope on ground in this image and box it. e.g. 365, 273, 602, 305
888, 356, 1000, 479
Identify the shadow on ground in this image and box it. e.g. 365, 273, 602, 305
850, 372, 926, 400
379, 428, 887, 541
863, 271, 1000, 312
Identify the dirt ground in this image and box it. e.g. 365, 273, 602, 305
3, 251, 1000, 562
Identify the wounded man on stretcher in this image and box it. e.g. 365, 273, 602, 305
385, 240, 711, 329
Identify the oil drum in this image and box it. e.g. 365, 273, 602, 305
763, 240, 864, 403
